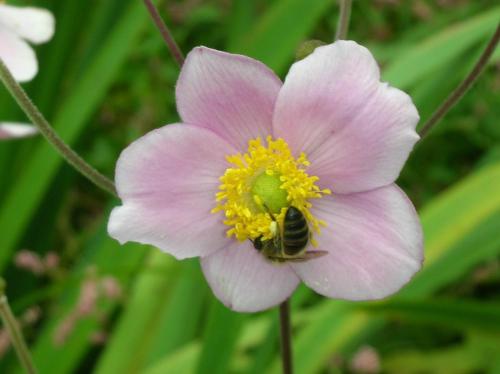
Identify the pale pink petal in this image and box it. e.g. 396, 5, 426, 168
0, 26, 37, 82
292, 185, 423, 300
0, 4, 55, 44
0, 122, 38, 139
108, 124, 237, 259
274, 41, 419, 194
176, 46, 282, 150
201, 242, 300, 312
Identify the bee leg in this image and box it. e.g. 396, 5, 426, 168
251, 236, 264, 251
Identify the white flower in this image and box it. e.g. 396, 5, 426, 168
0, 3, 54, 82
0, 122, 37, 140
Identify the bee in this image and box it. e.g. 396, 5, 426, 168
252, 206, 327, 262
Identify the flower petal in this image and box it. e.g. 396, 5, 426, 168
201, 242, 300, 312
0, 4, 55, 44
0, 26, 37, 82
292, 184, 423, 300
108, 124, 237, 259
273, 41, 419, 194
0, 122, 38, 139
176, 46, 282, 150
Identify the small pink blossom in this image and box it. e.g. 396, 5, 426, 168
53, 313, 77, 346
350, 346, 381, 374
108, 41, 423, 312
0, 329, 10, 358
14, 249, 45, 275
21, 306, 42, 325
100, 276, 122, 300
44, 251, 60, 270
77, 278, 99, 316
0, 3, 54, 82
14, 249, 60, 275
53, 271, 121, 345
89, 330, 107, 345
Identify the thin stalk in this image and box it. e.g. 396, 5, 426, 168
418, 23, 500, 138
0, 59, 117, 197
143, 0, 185, 67
335, 0, 352, 40
279, 300, 293, 374
0, 279, 37, 374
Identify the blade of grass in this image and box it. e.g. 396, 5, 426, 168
93, 251, 180, 374
144, 342, 200, 374
195, 299, 246, 374
382, 6, 500, 88
94, 257, 209, 373
145, 261, 208, 365
361, 299, 500, 332
233, 0, 331, 73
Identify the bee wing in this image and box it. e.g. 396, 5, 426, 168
303, 250, 328, 259
269, 250, 328, 263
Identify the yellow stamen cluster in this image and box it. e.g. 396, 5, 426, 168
212, 136, 331, 242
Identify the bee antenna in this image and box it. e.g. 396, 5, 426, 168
261, 203, 278, 221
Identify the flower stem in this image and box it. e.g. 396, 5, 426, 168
279, 299, 293, 374
335, 0, 352, 41
143, 0, 185, 68
0, 278, 37, 374
0, 59, 117, 197
418, 23, 500, 139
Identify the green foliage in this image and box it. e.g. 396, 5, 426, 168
361, 299, 500, 332
0, 0, 150, 271
1, 0, 499, 373
382, 6, 500, 89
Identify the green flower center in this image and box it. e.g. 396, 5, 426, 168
250, 172, 288, 214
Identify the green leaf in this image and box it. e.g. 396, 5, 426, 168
383, 333, 500, 374
144, 343, 200, 374
226, 0, 255, 50
145, 261, 209, 365
195, 299, 246, 374
361, 299, 500, 332
93, 252, 182, 374
233, 0, 331, 73
382, 6, 500, 88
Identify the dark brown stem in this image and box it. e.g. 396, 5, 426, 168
418, 23, 500, 139
279, 299, 293, 374
143, 0, 185, 67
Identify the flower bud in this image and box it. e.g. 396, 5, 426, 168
295, 40, 326, 60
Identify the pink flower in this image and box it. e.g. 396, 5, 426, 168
0, 4, 55, 82
0, 122, 37, 140
14, 249, 45, 275
108, 41, 423, 312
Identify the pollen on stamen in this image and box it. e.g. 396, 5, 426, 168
213, 136, 331, 242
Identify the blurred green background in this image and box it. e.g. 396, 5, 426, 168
1, 0, 499, 373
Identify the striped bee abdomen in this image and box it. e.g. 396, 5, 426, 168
283, 206, 309, 256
